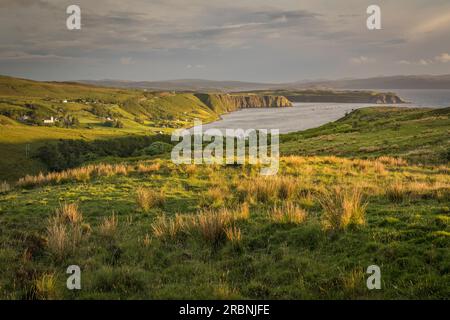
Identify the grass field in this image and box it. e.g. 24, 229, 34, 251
0, 76, 448, 300
0, 155, 448, 299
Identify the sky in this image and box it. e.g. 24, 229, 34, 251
1, 0, 450, 82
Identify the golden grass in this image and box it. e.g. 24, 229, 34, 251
225, 225, 242, 247
377, 156, 408, 166
34, 273, 57, 300
237, 176, 298, 203
271, 203, 307, 224
196, 209, 229, 244
99, 212, 118, 238
46, 203, 86, 258
0, 181, 11, 193
200, 186, 226, 208
136, 162, 161, 173
386, 181, 409, 203
16, 163, 134, 188
317, 187, 367, 231
46, 218, 69, 258
56, 202, 82, 224
151, 214, 190, 241
136, 187, 165, 212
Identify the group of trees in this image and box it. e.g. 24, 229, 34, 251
35, 135, 172, 171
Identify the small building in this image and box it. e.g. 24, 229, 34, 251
62, 100, 68, 103
43, 116, 55, 124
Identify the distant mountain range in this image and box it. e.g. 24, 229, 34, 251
78, 74, 450, 92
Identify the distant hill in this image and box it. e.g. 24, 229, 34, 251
289, 75, 450, 90
78, 74, 450, 91
78, 79, 277, 92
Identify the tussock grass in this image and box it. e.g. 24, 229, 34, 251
386, 181, 409, 203
271, 203, 307, 224
200, 186, 226, 208
99, 213, 118, 238
377, 156, 408, 167
0, 181, 11, 193
136, 162, 161, 173
317, 187, 367, 231
136, 187, 165, 212
225, 225, 242, 247
34, 273, 58, 300
56, 202, 82, 224
46, 203, 86, 259
238, 176, 298, 203
16, 163, 134, 188
151, 214, 190, 241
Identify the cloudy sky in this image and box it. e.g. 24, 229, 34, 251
1, 0, 450, 82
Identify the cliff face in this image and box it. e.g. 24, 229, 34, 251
195, 93, 292, 113
284, 91, 405, 104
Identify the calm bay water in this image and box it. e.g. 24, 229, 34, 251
194, 89, 450, 134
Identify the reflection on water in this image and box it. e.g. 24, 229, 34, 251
194, 103, 405, 134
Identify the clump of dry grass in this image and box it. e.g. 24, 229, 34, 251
200, 186, 226, 208
46, 218, 69, 259
136, 187, 165, 212
46, 203, 86, 259
151, 214, 190, 241
16, 163, 134, 188
56, 202, 82, 224
377, 156, 407, 167
34, 273, 58, 300
271, 203, 307, 224
386, 181, 409, 203
99, 212, 119, 238
137, 162, 161, 173
196, 209, 229, 244
237, 176, 298, 203
317, 187, 367, 231
0, 181, 11, 193
185, 164, 197, 176
224, 225, 242, 247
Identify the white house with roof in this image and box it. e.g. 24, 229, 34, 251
43, 116, 55, 124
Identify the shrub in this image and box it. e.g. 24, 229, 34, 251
271, 203, 307, 224
136, 187, 165, 212
317, 187, 367, 231
139, 141, 173, 156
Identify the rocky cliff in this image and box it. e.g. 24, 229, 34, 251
281, 90, 405, 104
195, 93, 292, 113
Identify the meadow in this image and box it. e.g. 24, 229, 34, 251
0, 76, 448, 300
0, 152, 448, 299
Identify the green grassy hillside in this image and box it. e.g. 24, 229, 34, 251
281, 107, 450, 165
0, 156, 448, 299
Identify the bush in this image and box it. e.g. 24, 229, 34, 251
139, 141, 173, 156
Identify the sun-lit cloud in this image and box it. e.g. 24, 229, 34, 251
435, 53, 450, 63
349, 56, 375, 65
